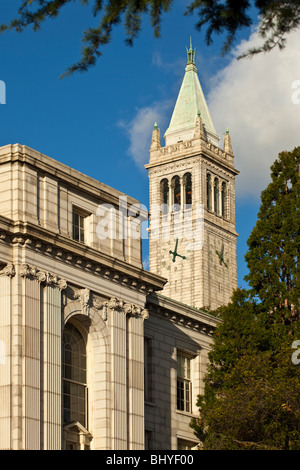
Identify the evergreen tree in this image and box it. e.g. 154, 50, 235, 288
191, 147, 300, 450
245, 147, 300, 324
1, 1, 300, 76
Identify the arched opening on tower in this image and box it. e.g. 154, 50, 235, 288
214, 177, 219, 215
161, 178, 169, 214
172, 176, 181, 211
184, 173, 192, 206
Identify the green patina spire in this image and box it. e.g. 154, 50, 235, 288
164, 40, 219, 146
186, 37, 195, 65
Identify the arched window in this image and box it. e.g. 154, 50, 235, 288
184, 173, 192, 206
221, 182, 227, 218
214, 178, 219, 214
161, 178, 169, 214
207, 174, 212, 210
63, 323, 87, 427
173, 176, 181, 211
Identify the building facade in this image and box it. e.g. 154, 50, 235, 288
0, 43, 238, 450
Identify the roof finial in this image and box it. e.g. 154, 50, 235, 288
186, 37, 196, 65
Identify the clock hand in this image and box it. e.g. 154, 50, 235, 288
169, 239, 186, 262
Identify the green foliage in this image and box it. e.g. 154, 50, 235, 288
245, 147, 300, 323
1, 1, 300, 76
191, 148, 300, 450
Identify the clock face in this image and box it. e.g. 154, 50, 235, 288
161, 239, 190, 270
215, 241, 229, 268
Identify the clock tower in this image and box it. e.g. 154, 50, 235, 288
145, 41, 239, 310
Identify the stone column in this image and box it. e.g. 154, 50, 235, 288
20, 264, 41, 450
0, 264, 15, 450
180, 178, 185, 209
43, 276, 67, 449
19, 264, 67, 450
109, 298, 128, 450
126, 306, 149, 450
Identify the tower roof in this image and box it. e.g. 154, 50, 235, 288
164, 40, 219, 146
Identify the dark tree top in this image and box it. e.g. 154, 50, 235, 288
1, 1, 300, 76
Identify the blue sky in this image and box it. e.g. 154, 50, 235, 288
1, 1, 299, 291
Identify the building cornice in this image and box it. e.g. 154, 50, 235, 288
147, 292, 221, 336
0, 216, 166, 296
0, 143, 142, 210
146, 139, 239, 176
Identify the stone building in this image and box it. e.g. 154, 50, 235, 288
0, 43, 238, 450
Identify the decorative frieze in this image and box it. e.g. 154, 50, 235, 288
0, 230, 156, 296
160, 140, 192, 156
147, 302, 216, 335
108, 297, 149, 320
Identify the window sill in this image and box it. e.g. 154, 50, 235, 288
175, 409, 194, 418
145, 400, 155, 407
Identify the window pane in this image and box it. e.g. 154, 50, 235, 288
177, 353, 191, 412
73, 211, 85, 242
63, 324, 87, 426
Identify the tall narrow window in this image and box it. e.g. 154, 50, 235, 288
177, 352, 191, 412
184, 173, 192, 206
221, 182, 227, 218
144, 338, 153, 402
207, 174, 212, 210
63, 323, 87, 427
161, 179, 169, 214
173, 176, 181, 211
214, 178, 219, 214
72, 210, 85, 243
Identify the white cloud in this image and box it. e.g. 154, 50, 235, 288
119, 100, 173, 168
207, 28, 300, 201
122, 29, 300, 198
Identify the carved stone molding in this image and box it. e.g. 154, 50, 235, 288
108, 296, 149, 320
0, 263, 16, 277
4, 231, 156, 296
64, 285, 109, 321
159, 140, 192, 157
73, 287, 91, 316
147, 302, 215, 336
20, 263, 67, 290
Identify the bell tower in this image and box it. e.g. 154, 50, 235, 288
145, 41, 239, 310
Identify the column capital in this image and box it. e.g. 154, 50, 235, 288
107, 297, 149, 320
0, 263, 15, 278
20, 263, 67, 290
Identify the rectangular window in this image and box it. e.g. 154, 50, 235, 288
177, 352, 191, 413
72, 209, 86, 243
63, 380, 87, 427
